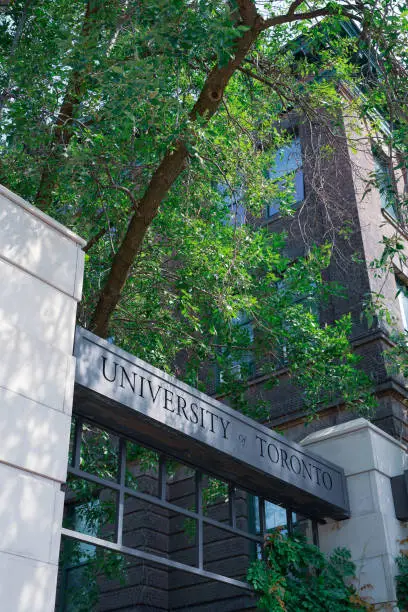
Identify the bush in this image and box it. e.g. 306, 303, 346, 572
247, 531, 374, 612
396, 553, 408, 612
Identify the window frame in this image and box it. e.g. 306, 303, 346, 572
396, 275, 408, 332
59, 416, 320, 602
266, 134, 304, 219
372, 147, 398, 221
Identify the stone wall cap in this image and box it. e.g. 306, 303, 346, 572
0, 184, 86, 247
300, 418, 407, 452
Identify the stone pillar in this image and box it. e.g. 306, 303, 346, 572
0, 185, 85, 611
301, 418, 408, 610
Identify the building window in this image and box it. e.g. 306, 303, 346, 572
217, 183, 246, 226
266, 135, 304, 218
218, 312, 255, 385
250, 498, 318, 546
60, 416, 321, 603
264, 499, 288, 533
373, 148, 397, 220
396, 276, 408, 331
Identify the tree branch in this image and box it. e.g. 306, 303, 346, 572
84, 226, 107, 253
90, 13, 263, 336
89, 0, 361, 337
238, 66, 280, 90
261, 5, 356, 30
104, 164, 138, 209
288, 0, 305, 16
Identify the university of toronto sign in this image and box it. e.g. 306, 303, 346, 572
74, 327, 350, 519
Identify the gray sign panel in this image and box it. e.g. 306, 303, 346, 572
74, 327, 349, 519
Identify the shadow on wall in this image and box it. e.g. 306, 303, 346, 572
0, 187, 84, 612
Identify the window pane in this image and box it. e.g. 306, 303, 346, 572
396, 277, 408, 330
265, 501, 287, 533
269, 138, 302, 178
167, 460, 196, 510
79, 424, 119, 483
293, 513, 313, 542
203, 523, 254, 581
373, 151, 397, 219
63, 475, 117, 542
267, 200, 280, 217
251, 498, 287, 534
202, 476, 229, 522
294, 169, 304, 202
125, 441, 159, 495
267, 136, 303, 217
217, 183, 246, 226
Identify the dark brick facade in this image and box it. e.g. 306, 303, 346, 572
244, 111, 408, 445
89, 468, 259, 612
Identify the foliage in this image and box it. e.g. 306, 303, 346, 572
59, 538, 127, 612
247, 531, 374, 612
2, 2, 406, 608
2, 0, 405, 419
396, 551, 408, 612
60, 421, 131, 609
60, 479, 127, 611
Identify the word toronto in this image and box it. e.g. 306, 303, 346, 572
255, 435, 333, 491
101, 355, 334, 492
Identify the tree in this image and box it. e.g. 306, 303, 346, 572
4, 2, 407, 607
1, 0, 406, 417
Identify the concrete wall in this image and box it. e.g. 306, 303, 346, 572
0, 185, 85, 612
302, 418, 408, 610
345, 116, 408, 335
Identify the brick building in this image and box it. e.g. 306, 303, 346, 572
55, 28, 408, 612
3, 171, 404, 611
55, 113, 408, 612
242, 104, 408, 446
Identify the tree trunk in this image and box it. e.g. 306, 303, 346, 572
89, 0, 343, 336
90, 16, 263, 337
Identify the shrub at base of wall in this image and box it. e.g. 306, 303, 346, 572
396, 552, 408, 612
247, 531, 374, 612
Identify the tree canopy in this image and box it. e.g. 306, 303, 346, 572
1, 0, 407, 419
